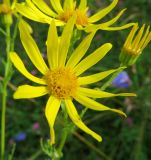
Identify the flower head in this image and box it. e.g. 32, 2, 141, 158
14, 132, 27, 142
15, 0, 134, 32
0, 0, 17, 25
120, 23, 151, 65
32, 122, 40, 130
10, 17, 136, 144
112, 71, 131, 88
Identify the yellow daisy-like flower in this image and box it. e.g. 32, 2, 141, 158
120, 23, 151, 65
10, 16, 135, 144
15, 0, 135, 32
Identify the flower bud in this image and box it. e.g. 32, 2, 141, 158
0, 3, 12, 25
119, 24, 151, 65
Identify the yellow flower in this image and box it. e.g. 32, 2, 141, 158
15, 0, 135, 32
0, 0, 17, 25
10, 16, 135, 144
120, 23, 151, 65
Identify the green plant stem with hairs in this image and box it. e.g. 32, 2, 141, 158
1, 18, 19, 160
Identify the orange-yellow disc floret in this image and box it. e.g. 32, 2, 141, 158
45, 68, 78, 99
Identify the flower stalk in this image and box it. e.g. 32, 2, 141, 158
1, 23, 11, 160
1, 14, 19, 160
100, 66, 126, 91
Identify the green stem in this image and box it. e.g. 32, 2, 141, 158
134, 118, 146, 160
57, 106, 69, 158
8, 143, 16, 160
57, 128, 68, 156
1, 24, 12, 160
1, 83, 7, 160
0, 16, 19, 159
100, 66, 125, 91
28, 150, 42, 160
74, 132, 112, 160
11, 18, 19, 51
0, 28, 7, 36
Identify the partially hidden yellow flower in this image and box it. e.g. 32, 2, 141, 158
10, 16, 136, 144
120, 23, 151, 65
15, 0, 135, 32
0, 0, 17, 25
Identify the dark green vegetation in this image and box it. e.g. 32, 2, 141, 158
0, 0, 151, 159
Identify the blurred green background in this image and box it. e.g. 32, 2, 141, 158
0, 0, 151, 159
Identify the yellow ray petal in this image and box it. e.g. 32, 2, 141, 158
84, 24, 99, 33
97, 9, 126, 28
88, 0, 118, 23
85, 9, 126, 32
65, 99, 102, 142
78, 68, 122, 85
10, 52, 46, 85
14, 85, 48, 99
47, 20, 59, 69
20, 19, 33, 34
79, 0, 87, 10
50, 0, 63, 13
124, 23, 138, 48
26, 0, 54, 23
139, 26, 150, 49
63, 0, 75, 10
45, 96, 61, 144
73, 43, 112, 76
74, 94, 126, 117
132, 25, 145, 50
101, 23, 135, 31
78, 87, 136, 98
19, 20, 49, 75
58, 15, 76, 67
32, 0, 57, 17
26, 0, 49, 17
141, 32, 151, 50
66, 32, 96, 68
15, 3, 49, 23
16, 3, 64, 26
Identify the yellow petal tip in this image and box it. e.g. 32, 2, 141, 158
111, 109, 127, 118
131, 93, 137, 97
106, 43, 112, 48
13, 92, 18, 99
98, 136, 103, 142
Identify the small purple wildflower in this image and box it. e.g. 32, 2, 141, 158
14, 132, 26, 142
31, 70, 38, 75
112, 71, 131, 88
32, 122, 40, 130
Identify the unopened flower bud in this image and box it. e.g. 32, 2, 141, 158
119, 24, 151, 65
0, 3, 12, 25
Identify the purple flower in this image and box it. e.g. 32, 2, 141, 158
32, 122, 40, 130
31, 70, 38, 75
112, 71, 131, 88
14, 132, 26, 142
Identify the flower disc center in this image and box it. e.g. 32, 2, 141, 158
58, 9, 88, 26
0, 3, 12, 14
45, 68, 78, 99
